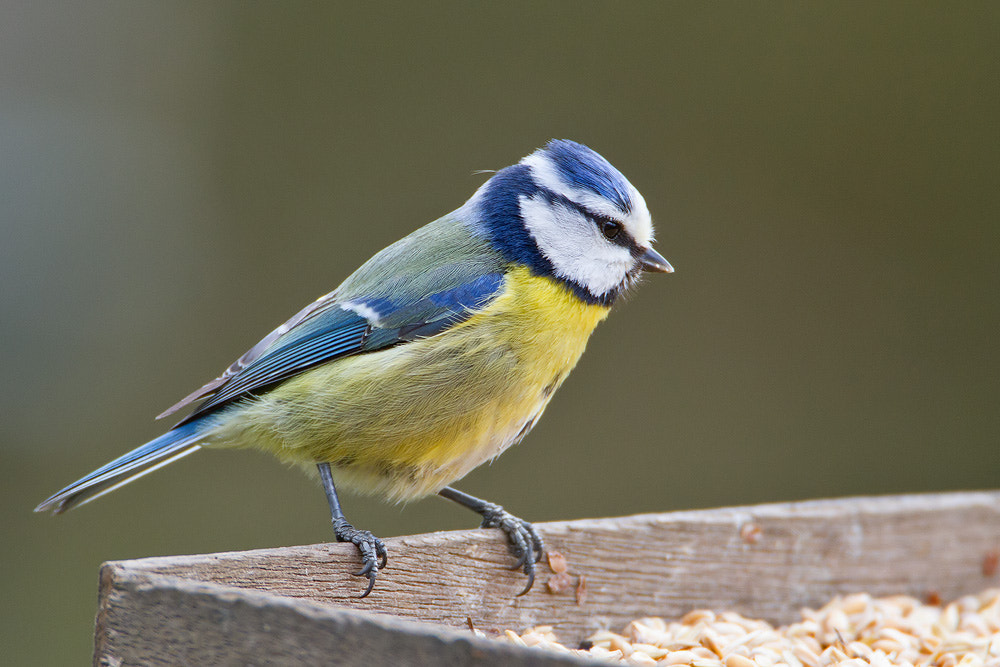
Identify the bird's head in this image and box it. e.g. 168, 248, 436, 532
468, 139, 672, 305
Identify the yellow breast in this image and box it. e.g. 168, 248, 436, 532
216, 266, 610, 500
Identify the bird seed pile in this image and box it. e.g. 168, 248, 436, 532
500, 589, 1000, 666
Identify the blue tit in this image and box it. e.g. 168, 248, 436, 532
36, 139, 672, 597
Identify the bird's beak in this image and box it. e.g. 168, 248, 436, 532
639, 247, 673, 273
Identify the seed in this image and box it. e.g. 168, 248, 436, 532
983, 552, 999, 577
502, 588, 1000, 667
847, 640, 874, 658
504, 630, 525, 646
665, 649, 700, 664
871, 639, 905, 654
692, 659, 725, 667
841, 594, 872, 615
684, 610, 718, 625
740, 523, 763, 544
701, 630, 725, 656
547, 550, 568, 574
791, 643, 821, 667
546, 572, 573, 594
609, 633, 634, 656
726, 654, 758, 667
576, 574, 588, 605
957, 654, 984, 667
631, 643, 670, 659
841, 659, 871, 667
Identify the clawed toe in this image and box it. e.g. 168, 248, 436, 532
479, 505, 546, 595
332, 517, 387, 598
437, 487, 546, 596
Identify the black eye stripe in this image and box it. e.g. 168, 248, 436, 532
590, 214, 636, 250
541, 191, 637, 250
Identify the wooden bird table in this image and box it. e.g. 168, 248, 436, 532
94, 491, 1000, 666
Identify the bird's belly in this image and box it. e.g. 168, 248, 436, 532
213, 268, 610, 500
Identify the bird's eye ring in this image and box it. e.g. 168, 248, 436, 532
600, 220, 623, 240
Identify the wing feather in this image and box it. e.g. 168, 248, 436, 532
170, 271, 506, 424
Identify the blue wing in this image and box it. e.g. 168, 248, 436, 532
164, 271, 506, 423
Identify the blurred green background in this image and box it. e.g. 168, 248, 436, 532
3, 2, 998, 663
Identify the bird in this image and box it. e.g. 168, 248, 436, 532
35, 139, 672, 597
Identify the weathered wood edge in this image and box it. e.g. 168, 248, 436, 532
95, 568, 594, 667
97, 491, 1000, 662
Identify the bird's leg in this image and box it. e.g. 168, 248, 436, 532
438, 486, 544, 595
317, 462, 387, 597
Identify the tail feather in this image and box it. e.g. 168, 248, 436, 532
35, 419, 209, 514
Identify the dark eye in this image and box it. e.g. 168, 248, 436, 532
600, 220, 623, 240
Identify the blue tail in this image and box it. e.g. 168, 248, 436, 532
35, 418, 212, 514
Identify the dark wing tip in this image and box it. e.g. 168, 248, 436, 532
34, 494, 69, 515
33, 500, 53, 514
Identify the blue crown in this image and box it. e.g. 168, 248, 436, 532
541, 139, 634, 214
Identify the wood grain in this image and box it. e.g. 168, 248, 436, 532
95, 571, 593, 666
97, 491, 1000, 662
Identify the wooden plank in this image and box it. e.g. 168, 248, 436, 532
96, 491, 1000, 664
95, 570, 592, 666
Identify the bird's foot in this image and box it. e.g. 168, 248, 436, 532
332, 517, 388, 598
477, 502, 545, 595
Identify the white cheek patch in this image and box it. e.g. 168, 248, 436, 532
519, 194, 633, 297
